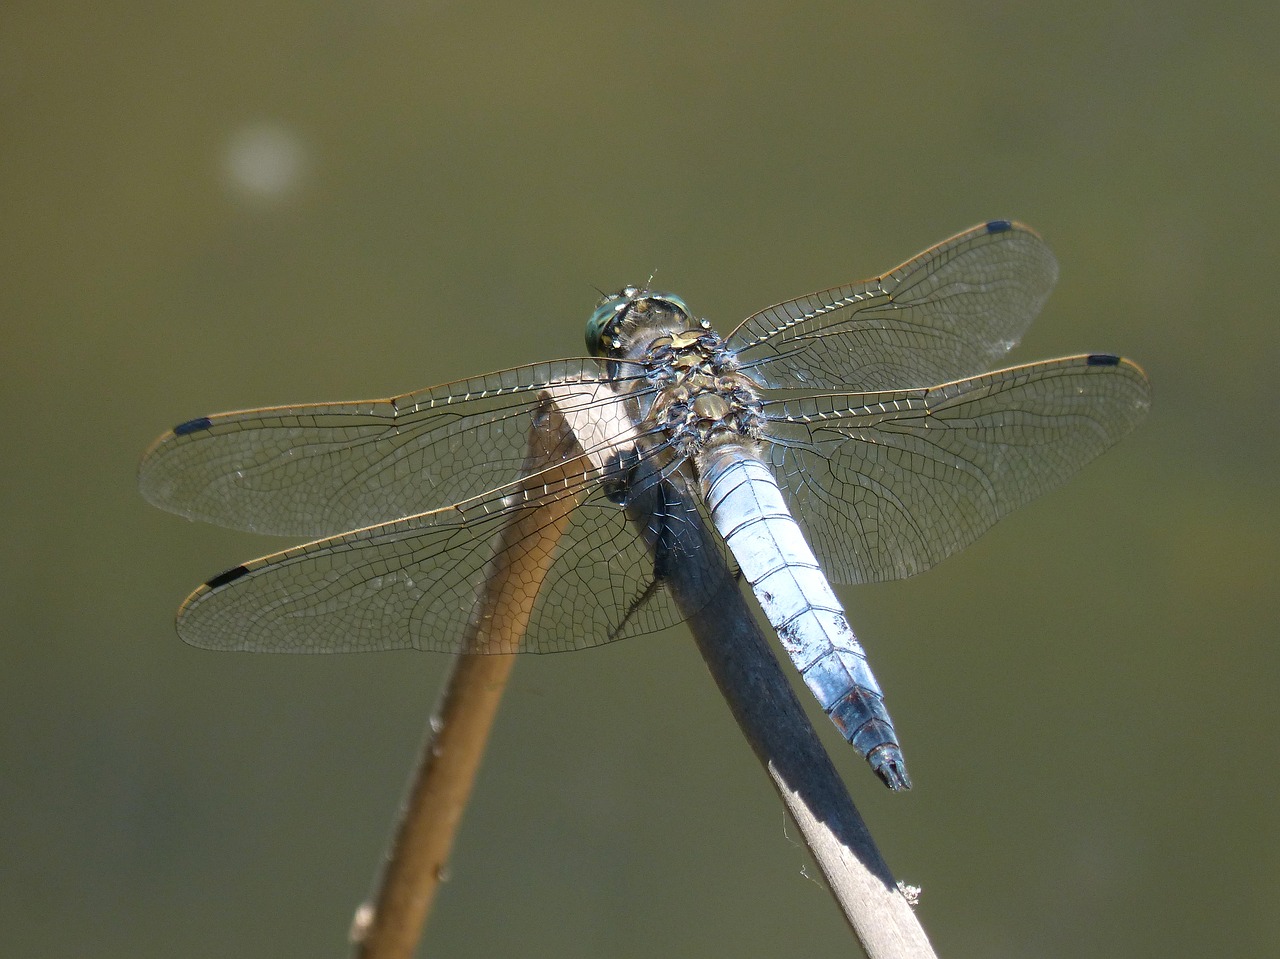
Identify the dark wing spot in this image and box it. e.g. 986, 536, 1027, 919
205, 565, 250, 590
1086, 353, 1121, 366
985, 219, 1013, 233
173, 416, 213, 436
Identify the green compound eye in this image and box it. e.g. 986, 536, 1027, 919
650, 292, 691, 320
585, 290, 694, 356
585, 294, 631, 356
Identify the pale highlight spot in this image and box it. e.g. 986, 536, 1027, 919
223, 121, 307, 200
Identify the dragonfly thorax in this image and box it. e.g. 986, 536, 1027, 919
649, 375, 764, 458
639, 334, 765, 459
585, 289, 767, 459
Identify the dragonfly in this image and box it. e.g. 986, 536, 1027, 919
138, 220, 1150, 790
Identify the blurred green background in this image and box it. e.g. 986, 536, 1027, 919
3, 2, 1275, 957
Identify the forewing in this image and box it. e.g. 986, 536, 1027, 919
760, 355, 1151, 583
138, 359, 644, 538
727, 221, 1058, 391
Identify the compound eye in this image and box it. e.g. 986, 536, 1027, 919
585, 294, 631, 356
648, 292, 691, 320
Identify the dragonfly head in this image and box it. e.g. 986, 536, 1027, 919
586, 287, 695, 357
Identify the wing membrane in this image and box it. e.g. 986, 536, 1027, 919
728, 221, 1058, 391
175, 463, 695, 654
138, 359, 651, 538
760, 355, 1151, 583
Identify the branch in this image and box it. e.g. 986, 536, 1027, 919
350, 400, 586, 959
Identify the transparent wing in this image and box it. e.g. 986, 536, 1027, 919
726, 221, 1059, 391
138, 359, 653, 538
174, 463, 713, 654
760, 355, 1151, 584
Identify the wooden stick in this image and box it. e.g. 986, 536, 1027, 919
350, 400, 587, 959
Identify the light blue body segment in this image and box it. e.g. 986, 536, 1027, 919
699, 444, 907, 788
